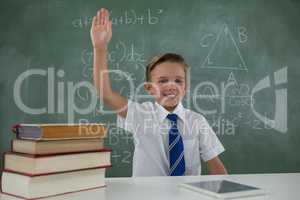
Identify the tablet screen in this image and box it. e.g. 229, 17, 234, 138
185, 180, 260, 194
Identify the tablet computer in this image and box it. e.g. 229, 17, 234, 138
180, 180, 266, 199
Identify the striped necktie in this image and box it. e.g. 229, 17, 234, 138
167, 113, 185, 176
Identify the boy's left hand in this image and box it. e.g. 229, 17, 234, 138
207, 156, 228, 175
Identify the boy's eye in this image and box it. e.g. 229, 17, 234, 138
175, 79, 183, 84
158, 79, 168, 84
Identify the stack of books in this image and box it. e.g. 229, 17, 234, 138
1, 123, 111, 199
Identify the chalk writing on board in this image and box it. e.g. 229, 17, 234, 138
204, 67, 288, 134
201, 23, 248, 71
109, 41, 147, 66
81, 41, 146, 78
104, 124, 133, 165
111, 150, 132, 165
231, 112, 243, 126
121, 151, 132, 164
193, 72, 252, 115
225, 72, 253, 107
200, 33, 214, 48
238, 26, 248, 43
72, 9, 164, 28
121, 132, 134, 145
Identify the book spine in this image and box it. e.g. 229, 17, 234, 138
3, 165, 112, 177
6, 148, 112, 157
12, 124, 107, 140
43, 125, 107, 140
1, 185, 107, 200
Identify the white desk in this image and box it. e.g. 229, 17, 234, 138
1, 173, 299, 200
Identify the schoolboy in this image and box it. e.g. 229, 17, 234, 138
91, 8, 227, 176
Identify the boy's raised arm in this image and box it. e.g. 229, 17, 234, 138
90, 8, 128, 118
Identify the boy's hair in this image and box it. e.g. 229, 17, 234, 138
145, 53, 189, 82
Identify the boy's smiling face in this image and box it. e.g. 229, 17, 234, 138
144, 62, 187, 112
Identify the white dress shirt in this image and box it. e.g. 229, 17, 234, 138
117, 100, 225, 177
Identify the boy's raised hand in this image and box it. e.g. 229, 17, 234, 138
90, 8, 112, 49
91, 8, 128, 118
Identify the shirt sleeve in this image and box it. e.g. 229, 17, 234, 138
198, 116, 225, 162
116, 100, 140, 133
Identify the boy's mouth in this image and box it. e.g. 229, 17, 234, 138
162, 93, 177, 99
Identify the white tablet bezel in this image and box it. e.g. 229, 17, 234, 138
180, 180, 266, 199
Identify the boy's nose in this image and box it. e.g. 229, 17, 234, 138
165, 82, 179, 90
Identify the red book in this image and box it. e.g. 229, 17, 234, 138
1, 167, 108, 200
4, 149, 112, 176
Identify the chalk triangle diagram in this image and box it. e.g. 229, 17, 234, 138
227, 72, 238, 85
201, 24, 247, 70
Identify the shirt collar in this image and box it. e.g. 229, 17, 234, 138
155, 101, 186, 123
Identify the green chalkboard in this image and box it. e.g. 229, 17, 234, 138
1, 0, 300, 177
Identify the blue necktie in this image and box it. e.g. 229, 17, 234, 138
167, 114, 185, 176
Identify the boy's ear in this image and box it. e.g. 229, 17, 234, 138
144, 82, 153, 95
